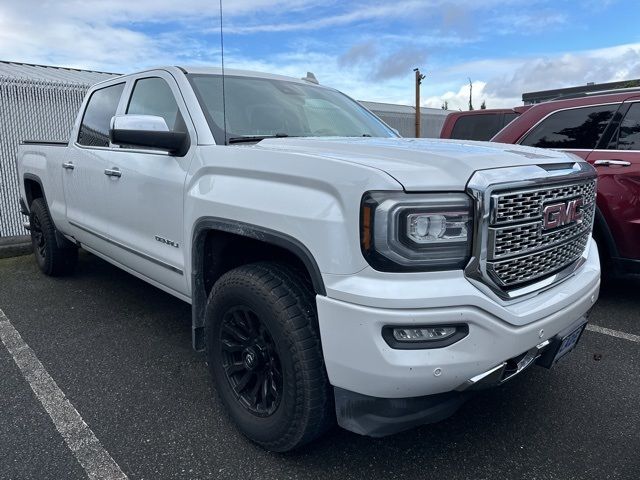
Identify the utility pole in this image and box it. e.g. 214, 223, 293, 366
414, 68, 426, 138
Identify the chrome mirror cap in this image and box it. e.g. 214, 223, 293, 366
109, 115, 188, 156
110, 114, 169, 133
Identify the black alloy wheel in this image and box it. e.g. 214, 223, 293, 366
219, 306, 283, 417
31, 211, 47, 262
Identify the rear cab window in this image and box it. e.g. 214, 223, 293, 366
448, 112, 519, 141
77, 83, 126, 147
450, 114, 503, 141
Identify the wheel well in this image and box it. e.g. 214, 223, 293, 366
201, 230, 313, 296
190, 222, 326, 351
24, 178, 44, 207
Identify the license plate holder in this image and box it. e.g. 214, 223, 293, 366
536, 318, 587, 368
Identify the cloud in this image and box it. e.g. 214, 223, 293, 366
372, 48, 428, 81
0, 0, 635, 114
486, 11, 567, 35
224, 1, 429, 34
482, 44, 640, 100
424, 43, 640, 110
338, 41, 378, 68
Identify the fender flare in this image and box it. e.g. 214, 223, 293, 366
190, 216, 326, 350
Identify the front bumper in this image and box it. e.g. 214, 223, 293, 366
316, 239, 600, 434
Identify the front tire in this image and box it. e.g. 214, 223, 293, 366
29, 198, 78, 276
205, 262, 333, 452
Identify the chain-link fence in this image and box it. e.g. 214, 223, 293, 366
0, 78, 89, 237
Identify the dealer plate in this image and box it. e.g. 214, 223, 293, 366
553, 323, 586, 365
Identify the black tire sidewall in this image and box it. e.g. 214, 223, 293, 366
206, 277, 302, 445
30, 200, 55, 274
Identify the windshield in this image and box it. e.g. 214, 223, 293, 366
188, 74, 396, 144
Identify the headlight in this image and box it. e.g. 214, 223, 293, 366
360, 191, 473, 271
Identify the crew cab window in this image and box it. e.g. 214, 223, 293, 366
127, 77, 185, 131
77, 83, 125, 147
614, 103, 640, 150
521, 104, 617, 149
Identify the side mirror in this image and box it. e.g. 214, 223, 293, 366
109, 115, 188, 156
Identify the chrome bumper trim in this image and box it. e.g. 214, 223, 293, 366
455, 339, 551, 392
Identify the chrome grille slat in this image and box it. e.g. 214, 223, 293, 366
490, 202, 596, 259
488, 233, 591, 287
492, 181, 597, 225
487, 178, 597, 288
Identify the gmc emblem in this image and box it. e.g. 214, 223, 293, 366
542, 198, 584, 230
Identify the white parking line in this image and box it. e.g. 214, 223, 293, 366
586, 324, 640, 343
0, 308, 128, 480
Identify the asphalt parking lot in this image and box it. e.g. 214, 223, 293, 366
0, 251, 638, 480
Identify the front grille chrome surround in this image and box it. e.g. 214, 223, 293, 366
465, 161, 598, 301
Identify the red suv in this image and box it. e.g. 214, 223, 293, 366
440, 107, 528, 141
493, 91, 640, 275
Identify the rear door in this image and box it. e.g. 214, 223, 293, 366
586, 99, 640, 260
63, 81, 127, 243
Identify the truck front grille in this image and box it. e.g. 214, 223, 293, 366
492, 181, 596, 225
487, 179, 596, 288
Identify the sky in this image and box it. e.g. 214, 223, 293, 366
1, 0, 639, 110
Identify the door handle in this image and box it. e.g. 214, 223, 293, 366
594, 159, 631, 167
62, 161, 75, 170
104, 167, 122, 178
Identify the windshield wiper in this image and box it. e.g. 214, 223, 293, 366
227, 133, 290, 144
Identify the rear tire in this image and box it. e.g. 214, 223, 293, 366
29, 198, 78, 276
205, 262, 333, 452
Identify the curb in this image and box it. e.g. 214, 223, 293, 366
0, 236, 33, 259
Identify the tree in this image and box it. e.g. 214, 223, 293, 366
441, 100, 448, 110
480, 100, 486, 110
468, 77, 473, 111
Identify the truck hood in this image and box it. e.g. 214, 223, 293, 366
254, 137, 573, 191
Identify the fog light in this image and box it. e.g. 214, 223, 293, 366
393, 327, 456, 341
382, 324, 469, 349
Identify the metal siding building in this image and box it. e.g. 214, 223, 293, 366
0, 61, 451, 238
359, 100, 451, 138
0, 61, 115, 238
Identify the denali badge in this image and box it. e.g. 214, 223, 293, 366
155, 235, 179, 248
542, 198, 584, 230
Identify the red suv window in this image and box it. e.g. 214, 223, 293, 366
521, 104, 617, 149
612, 102, 640, 150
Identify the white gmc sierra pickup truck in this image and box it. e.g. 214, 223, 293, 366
17, 67, 601, 452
